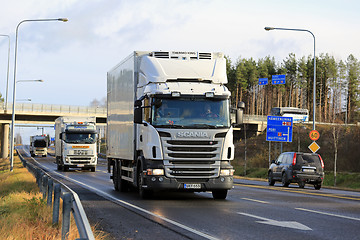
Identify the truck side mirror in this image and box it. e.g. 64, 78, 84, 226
235, 102, 245, 124
135, 100, 142, 107
59, 133, 63, 140
134, 107, 143, 124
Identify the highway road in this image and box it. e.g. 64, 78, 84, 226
18, 147, 360, 240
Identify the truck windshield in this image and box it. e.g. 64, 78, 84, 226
64, 133, 97, 144
151, 98, 230, 128
34, 140, 47, 148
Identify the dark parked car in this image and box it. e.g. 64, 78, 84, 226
268, 152, 324, 189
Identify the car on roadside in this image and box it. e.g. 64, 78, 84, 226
268, 152, 324, 189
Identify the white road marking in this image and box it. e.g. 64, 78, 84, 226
237, 212, 312, 231
296, 208, 360, 221
241, 198, 270, 204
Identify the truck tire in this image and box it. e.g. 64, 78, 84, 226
63, 166, 69, 172
91, 167, 96, 172
137, 165, 152, 199
113, 160, 127, 192
57, 164, 62, 171
212, 190, 228, 200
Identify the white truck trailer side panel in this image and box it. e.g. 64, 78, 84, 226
107, 53, 137, 160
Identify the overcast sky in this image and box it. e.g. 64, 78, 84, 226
1, 0, 359, 141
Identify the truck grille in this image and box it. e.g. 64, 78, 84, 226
161, 136, 223, 178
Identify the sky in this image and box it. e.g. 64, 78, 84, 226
1, 0, 360, 142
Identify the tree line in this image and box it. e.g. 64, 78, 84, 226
226, 53, 360, 123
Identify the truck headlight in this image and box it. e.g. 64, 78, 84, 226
147, 169, 164, 176
220, 169, 234, 176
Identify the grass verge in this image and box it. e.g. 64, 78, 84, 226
0, 156, 109, 240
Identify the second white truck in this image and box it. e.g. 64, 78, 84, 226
55, 116, 98, 172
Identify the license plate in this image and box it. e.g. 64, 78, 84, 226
77, 164, 85, 167
184, 183, 201, 189
302, 168, 315, 172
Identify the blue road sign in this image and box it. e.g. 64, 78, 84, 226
272, 74, 286, 85
266, 116, 293, 142
258, 78, 268, 85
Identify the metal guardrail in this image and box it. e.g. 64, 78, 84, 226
17, 149, 95, 240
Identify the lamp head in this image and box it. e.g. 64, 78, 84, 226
58, 18, 68, 22
264, 27, 274, 31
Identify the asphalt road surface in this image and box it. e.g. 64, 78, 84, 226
18, 147, 360, 240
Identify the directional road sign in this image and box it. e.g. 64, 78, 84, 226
258, 78, 268, 85
266, 116, 293, 142
272, 74, 286, 85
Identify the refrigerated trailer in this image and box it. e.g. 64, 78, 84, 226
107, 51, 244, 199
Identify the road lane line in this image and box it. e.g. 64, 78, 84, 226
241, 198, 270, 204
295, 208, 360, 221
234, 183, 360, 201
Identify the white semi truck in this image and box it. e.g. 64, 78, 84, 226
55, 116, 98, 172
107, 51, 244, 199
30, 135, 49, 157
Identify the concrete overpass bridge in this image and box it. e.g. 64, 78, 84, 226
0, 103, 106, 158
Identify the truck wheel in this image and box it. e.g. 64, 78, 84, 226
91, 167, 96, 172
63, 166, 69, 172
268, 172, 275, 186
113, 160, 127, 192
281, 173, 289, 187
113, 161, 119, 191
57, 164, 62, 171
212, 190, 228, 200
138, 167, 152, 199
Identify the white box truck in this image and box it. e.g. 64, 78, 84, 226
30, 135, 49, 157
55, 116, 98, 172
107, 51, 244, 199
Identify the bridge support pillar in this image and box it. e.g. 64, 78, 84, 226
1, 123, 9, 159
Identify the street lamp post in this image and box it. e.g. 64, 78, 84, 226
264, 27, 316, 131
9, 18, 67, 171
0, 34, 10, 111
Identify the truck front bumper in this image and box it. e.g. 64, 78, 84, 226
143, 175, 233, 192
63, 156, 97, 167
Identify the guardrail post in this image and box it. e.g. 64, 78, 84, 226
42, 175, 48, 199
36, 169, 42, 187
62, 192, 72, 240
53, 183, 61, 225
47, 179, 53, 206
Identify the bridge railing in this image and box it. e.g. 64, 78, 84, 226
2, 103, 106, 115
